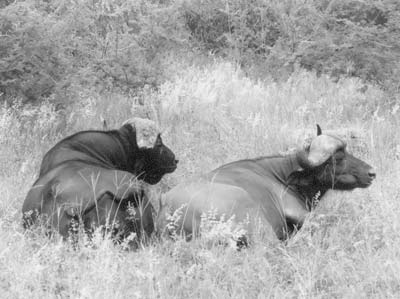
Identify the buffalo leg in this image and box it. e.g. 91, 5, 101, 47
83, 192, 129, 237
282, 196, 309, 236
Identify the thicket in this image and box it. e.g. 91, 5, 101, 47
183, 0, 400, 87
1, 0, 400, 103
0, 0, 186, 102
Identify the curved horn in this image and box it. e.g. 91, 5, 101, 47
316, 124, 322, 136
305, 135, 345, 168
154, 133, 163, 147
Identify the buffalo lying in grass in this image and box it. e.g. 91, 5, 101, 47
23, 124, 178, 242
162, 125, 375, 242
39, 123, 178, 185
23, 162, 154, 241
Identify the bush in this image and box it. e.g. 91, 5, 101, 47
0, 1, 68, 101
181, 0, 280, 56
0, 0, 186, 102
295, 0, 400, 85
1, 0, 399, 103
181, 0, 400, 89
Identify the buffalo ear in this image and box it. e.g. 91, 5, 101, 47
287, 170, 314, 186
316, 124, 322, 136
154, 133, 163, 147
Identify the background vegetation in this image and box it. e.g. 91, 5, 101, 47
1, 0, 400, 103
0, 0, 399, 298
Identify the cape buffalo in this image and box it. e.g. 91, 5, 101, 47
23, 124, 178, 240
39, 123, 178, 184
161, 125, 376, 241
23, 162, 154, 240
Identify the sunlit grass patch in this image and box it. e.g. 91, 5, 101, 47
0, 61, 399, 297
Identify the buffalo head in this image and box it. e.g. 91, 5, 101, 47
138, 134, 178, 185
290, 125, 376, 190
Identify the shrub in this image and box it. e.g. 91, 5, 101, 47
0, 1, 68, 101
0, 0, 186, 102
181, 0, 400, 89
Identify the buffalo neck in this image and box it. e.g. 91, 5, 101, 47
113, 128, 141, 173
255, 154, 328, 210
69, 130, 140, 174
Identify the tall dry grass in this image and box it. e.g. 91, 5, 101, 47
1, 61, 399, 298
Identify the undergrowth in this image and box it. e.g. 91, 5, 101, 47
0, 62, 399, 298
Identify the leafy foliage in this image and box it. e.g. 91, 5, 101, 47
2, 0, 400, 103
182, 0, 400, 88
0, 0, 185, 102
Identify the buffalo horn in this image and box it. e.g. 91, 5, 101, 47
306, 135, 345, 167
316, 124, 322, 136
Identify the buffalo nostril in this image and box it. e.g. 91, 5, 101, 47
368, 170, 376, 179
175, 159, 179, 164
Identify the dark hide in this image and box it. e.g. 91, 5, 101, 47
23, 161, 154, 241
163, 128, 375, 241
39, 124, 178, 185
23, 124, 178, 240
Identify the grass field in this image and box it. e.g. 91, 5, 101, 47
1, 61, 399, 298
